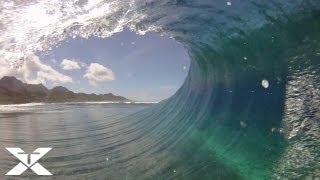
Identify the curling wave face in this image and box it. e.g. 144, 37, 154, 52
1, 0, 320, 179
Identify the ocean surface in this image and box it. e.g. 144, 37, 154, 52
1, 0, 320, 179
0, 103, 155, 179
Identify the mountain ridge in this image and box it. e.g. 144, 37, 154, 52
0, 76, 131, 104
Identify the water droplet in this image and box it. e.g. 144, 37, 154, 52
261, 79, 269, 88
240, 121, 247, 128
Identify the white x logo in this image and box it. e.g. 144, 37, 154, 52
6, 147, 52, 176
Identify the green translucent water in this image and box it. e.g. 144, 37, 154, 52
0, 1, 320, 179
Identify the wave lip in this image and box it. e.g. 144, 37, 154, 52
0, 0, 320, 179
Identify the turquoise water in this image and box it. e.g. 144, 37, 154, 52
0, 0, 320, 179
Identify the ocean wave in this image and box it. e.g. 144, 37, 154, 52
58, 101, 158, 104
0, 102, 46, 112
0, 0, 320, 179
0, 102, 46, 107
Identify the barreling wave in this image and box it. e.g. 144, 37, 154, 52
1, 0, 320, 179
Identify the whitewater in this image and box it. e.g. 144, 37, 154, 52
0, 0, 320, 179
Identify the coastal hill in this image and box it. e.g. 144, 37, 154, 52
0, 76, 130, 104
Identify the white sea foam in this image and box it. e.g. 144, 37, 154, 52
0, 0, 158, 71
0, 102, 46, 107
59, 101, 158, 105
0, 102, 46, 112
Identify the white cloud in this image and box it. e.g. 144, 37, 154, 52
0, 52, 73, 84
61, 59, 81, 70
84, 63, 114, 85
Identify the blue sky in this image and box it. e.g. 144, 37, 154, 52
39, 29, 190, 102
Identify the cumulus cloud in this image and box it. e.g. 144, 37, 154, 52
61, 59, 81, 70
0, 53, 73, 84
84, 63, 114, 85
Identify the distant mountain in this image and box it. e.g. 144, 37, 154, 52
0, 76, 49, 104
0, 76, 131, 104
